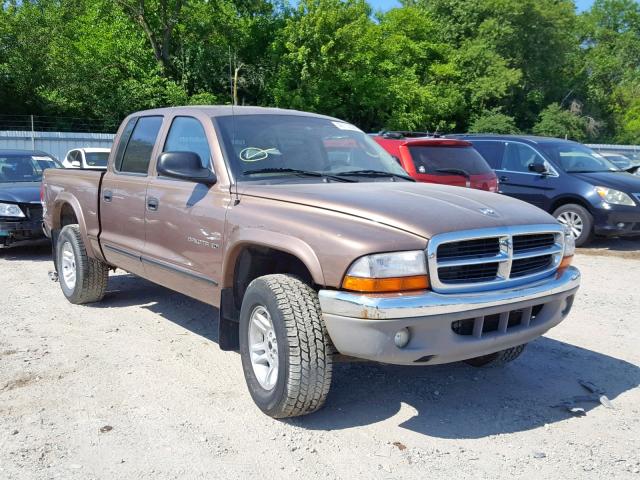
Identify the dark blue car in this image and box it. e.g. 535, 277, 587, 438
0, 149, 62, 247
450, 135, 640, 246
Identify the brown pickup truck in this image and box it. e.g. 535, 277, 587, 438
42, 106, 580, 418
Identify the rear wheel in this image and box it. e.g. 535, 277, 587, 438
56, 225, 109, 304
553, 203, 593, 247
239, 274, 333, 418
464, 344, 527, 368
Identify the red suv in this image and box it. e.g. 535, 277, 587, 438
373, 132, 498, 192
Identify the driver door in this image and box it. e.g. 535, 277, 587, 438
498, 141, 559, 210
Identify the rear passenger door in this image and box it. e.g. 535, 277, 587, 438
100, 115, 163, 275
142, 115, 229, 305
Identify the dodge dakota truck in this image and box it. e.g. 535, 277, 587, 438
42, 106, 580, 418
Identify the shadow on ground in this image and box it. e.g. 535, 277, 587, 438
91, 272, 640, 439
0, 243, 51, 262
580, 236, 640, 258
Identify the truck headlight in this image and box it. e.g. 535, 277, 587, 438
558, 225, 575, 276
595, 186, 636, 206
342, 250, 429, 293
0, 203, 25, 218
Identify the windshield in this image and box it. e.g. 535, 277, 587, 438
408, 146, 493, 175
603, 154, 632, 169
215, 115, 409, 182
540, 143, 620, 173
0, 155, 60, 183
85, 152, 109, 167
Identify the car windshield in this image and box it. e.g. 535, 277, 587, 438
408, 145, 493, 175
215, 114, 409, 183
0, 155, 60, 183
540, 143, 620, 173
85, 152, 109, 167
603, 154, 632, 169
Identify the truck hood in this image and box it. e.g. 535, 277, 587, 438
0, 182, 41, 204
240, 182, 556, 239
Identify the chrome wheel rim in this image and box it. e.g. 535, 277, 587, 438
61, 242, 76, 290
248, 305, 278, 390
556, 211, 584, 239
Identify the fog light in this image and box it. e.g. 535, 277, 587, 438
617, 222, 625, 228
394, 328, 411, 348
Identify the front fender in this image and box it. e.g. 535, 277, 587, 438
222, 227, 325, 288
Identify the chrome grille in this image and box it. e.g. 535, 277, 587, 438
427, 225, 565, 293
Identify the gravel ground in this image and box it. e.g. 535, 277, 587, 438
1, 239, 639, 479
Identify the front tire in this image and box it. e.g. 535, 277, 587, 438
239, 274, 333, 418
553, 203, 593, 247
464, 344, 527, 368
56, 225, 109, 304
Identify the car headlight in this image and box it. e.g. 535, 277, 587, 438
342, 250, 429, 293
0, 202, 25, 218
595, 186, 636, 206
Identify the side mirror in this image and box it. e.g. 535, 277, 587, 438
528, 162, 548, 175
71, 161, 81, 168
157, 152, 216, 185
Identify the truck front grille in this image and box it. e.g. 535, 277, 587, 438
427, 225, 565, 293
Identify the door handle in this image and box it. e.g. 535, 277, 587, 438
499, 175, 509, 182
103, 190, 113, 202
147, 197, 159, 211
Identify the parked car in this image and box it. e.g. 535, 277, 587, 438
61, 147, 110, 169
0, 149, 62, 247
599, 152, 640, 174
373, 132, 498, 191
451, 134, 640, 246
43, 107, 580, 418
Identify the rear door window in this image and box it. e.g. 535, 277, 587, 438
408, 146, 493, 175
117, 116, 163, 174
472, 141, 505, 169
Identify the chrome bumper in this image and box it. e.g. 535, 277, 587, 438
318, 267, 580, 365
319, 266, 580, 320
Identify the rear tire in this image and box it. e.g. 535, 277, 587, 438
464, 344, 527, 368
553, 203, 593, 247
56, 224, 109, 304
239, 274, 333, 418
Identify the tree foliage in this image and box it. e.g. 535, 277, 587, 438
0, 0, 639, 142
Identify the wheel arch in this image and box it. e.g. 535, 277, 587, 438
50, 194, 97, 259
549, 195, 592, 214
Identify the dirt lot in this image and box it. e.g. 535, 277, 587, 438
1, 239, 639, 479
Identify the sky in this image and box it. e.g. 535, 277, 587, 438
368, 0, 595, 12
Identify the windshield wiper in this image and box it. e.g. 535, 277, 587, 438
335, 170, 415, 182
243, 168, 357, 183
435, 168, 471, 179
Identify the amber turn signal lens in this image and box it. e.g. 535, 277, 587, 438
556, 255, 573, 277
342, 275, 429, 293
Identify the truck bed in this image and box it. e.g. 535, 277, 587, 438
42, 168, 106, 248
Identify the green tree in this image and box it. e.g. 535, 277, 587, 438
532, 103, 588, 141
468, 109, 519, 134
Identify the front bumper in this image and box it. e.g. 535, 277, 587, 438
0, 218, 46, 246
318, 266, 580, 365
592, 205, 640, 237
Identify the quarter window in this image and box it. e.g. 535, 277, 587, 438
118, 116, 163, 174
163, 116, 212, 169
472, 141, 505, 169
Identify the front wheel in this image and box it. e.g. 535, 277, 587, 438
56, 224, 109, 304
239, 274, 333, 418
553, 203, 593, 247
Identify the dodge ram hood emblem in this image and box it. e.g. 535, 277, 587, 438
479, 208, 497, 217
